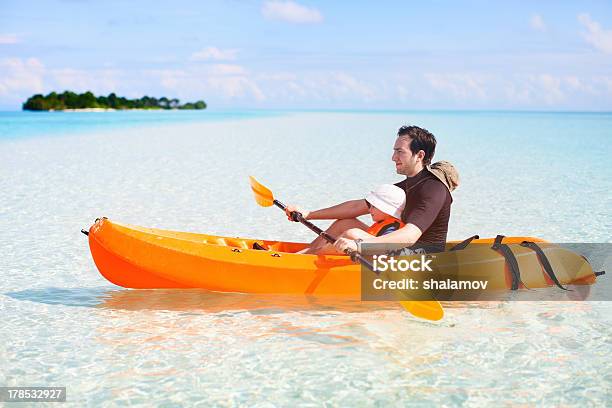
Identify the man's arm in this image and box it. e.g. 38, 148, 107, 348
286, 199, 368, 220
334, 180, 449, 252
362, 223, 423, 245
333, 223, 422, 254
309, 199, 369, 220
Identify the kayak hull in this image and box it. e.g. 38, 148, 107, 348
87, 218, 597, 294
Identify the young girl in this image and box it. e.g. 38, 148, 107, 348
299, 184, 405, 255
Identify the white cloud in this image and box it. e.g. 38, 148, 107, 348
51, 68, 120, 92
578, 13, 612, 54
147, 65, 266, 102
564, 76, 582, 90
530, 14, 546, 32
531, 74, 564, 104
0, 57, 44, 96
504, 82, 531, 105
255, 71, 377, 102
258, 72, 297, 81
209, 64, 247, 76
0, 57, 127, 106
262, 1, 323, 24
151, 69, 186, 89
597, 76, 612, 92
2, 56, 612, 110
147, 67, 381, 104
424, 73, 487, 101
412, 72, 612, 108
147, 68, 611, 108
397, 85, 410, 102
329, 72, 376, 100
502, 74, 606, 106
190, 46, 238, 61
0, 33, 19, 44
208, 76, 266, 101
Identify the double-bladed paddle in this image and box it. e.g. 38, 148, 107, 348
249, 176, 444, 321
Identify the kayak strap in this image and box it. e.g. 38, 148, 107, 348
492, 235, 523, 290
520, 241, 568, 291
595, 271, 606, 277
450, 235, 480, 251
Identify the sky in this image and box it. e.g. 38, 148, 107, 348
1, 0, 611, 110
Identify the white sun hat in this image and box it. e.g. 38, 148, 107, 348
364, 184, 406, 219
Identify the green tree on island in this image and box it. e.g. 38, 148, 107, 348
22, 91, 207, 111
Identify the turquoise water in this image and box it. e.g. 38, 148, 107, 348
0, 110, 283, 140
1, 110, 611, 406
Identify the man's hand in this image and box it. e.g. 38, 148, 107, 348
284, 205, 310, 221
333, 237, 358, 253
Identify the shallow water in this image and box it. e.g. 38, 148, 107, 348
1, 111, 611, 406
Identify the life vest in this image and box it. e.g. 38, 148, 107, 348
366, 216, 405, 237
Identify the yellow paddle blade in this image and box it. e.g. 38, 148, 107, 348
400, 300, 444, 321
249, 176, 275, 207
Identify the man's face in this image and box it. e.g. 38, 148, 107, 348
392, 137, 421, 176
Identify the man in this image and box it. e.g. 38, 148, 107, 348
285, 125, 458, 254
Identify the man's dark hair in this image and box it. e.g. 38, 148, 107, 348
397, 125, 436, 165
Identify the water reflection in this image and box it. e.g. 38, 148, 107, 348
5, 286, 110, 307
5, 287, 401, 314
100, 289, 405, 314
6, 284, 602, 316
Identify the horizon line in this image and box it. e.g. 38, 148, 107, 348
2, 107, 612, 114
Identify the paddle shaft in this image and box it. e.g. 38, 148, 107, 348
249, 176, 443, 320
272, 199, 375, 271
273, 200, 331, 239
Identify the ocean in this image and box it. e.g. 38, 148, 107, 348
1, 110, 610, 406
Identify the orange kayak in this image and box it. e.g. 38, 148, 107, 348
85, 218, 598, 294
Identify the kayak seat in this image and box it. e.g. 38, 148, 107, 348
214, 238, 249, 249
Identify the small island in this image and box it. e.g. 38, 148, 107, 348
22, 91, 207, 111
